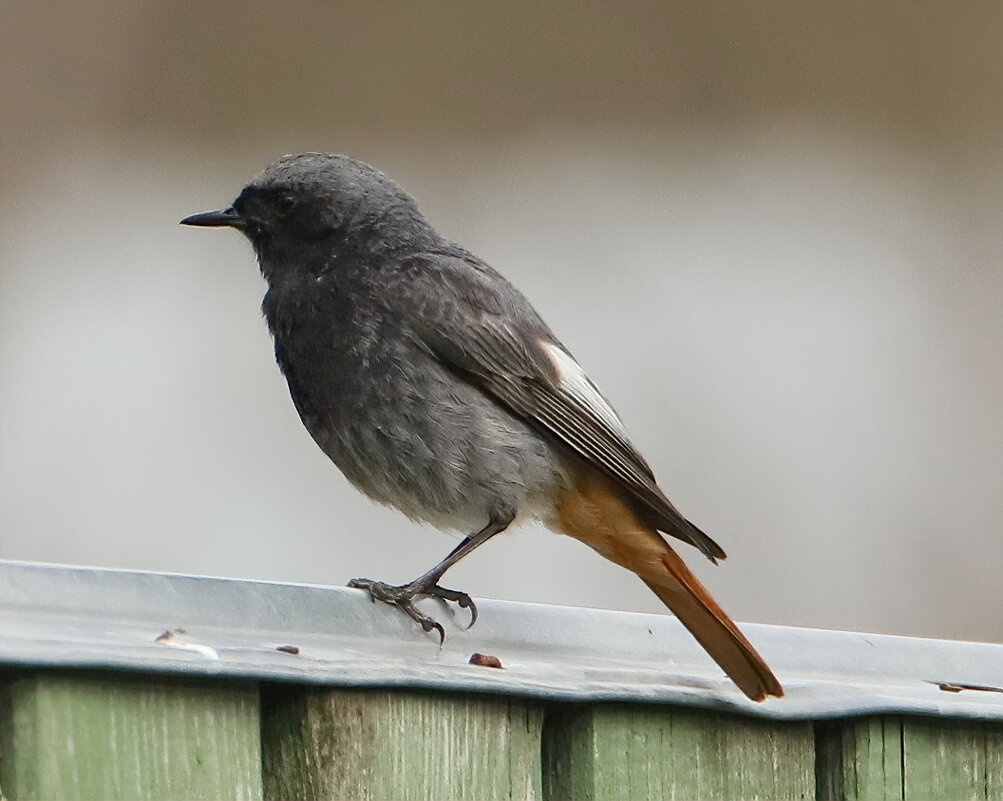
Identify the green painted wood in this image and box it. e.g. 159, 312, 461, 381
543, 702, 814, 800
816, 715, 1003, 801
262, 686, 543, 800
902, 717, 1003, 800
0, 671, 262, 801
815, 716, 904, 800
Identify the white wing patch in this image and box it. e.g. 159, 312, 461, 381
542, 342, 629, 437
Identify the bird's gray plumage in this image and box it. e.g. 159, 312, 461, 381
394, 252, 724, 559
245, 156, 567, 532
179, 152, 790, 703
200, 152, 724, 558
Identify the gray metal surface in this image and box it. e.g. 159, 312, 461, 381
0, 558, 1000, 721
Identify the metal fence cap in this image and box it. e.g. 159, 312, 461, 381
1, 558, 1001, 721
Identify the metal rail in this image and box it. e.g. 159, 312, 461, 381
1, 559, 1000, 721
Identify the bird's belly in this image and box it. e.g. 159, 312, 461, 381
297, 361, 569, 532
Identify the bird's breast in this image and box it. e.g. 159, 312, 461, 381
264, 296, 567, 528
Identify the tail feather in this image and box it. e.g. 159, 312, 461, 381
641, 547, 783, 701
551, 469, 783, 701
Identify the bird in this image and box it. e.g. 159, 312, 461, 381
181, 153, 783, 701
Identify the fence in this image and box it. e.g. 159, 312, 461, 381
1, 560, 1001, 799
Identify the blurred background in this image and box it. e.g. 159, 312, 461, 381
1, 2, 1001, 642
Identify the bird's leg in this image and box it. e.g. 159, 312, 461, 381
348, 514, 512, 643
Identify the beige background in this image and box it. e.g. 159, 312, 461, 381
2, 3, 1001, 641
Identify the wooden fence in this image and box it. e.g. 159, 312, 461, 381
1, 560, 1001, 800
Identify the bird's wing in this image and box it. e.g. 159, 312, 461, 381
400, 254, 726, 561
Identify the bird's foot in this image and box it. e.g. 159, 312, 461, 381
347, 577, 477, 644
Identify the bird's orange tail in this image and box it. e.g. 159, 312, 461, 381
551, 470, 783, 701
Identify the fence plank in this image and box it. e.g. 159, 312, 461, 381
0, 671, 261, 801
902, 717, 1003, 800
543, 702, 814, 800
815, 716, 904, 800
262, 686, 543, 800
816, 715, 1003, 801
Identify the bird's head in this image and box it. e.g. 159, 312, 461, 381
181, 153, 435, 271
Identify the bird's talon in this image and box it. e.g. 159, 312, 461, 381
347, 577, 476, 642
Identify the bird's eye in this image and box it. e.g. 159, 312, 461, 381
275, 193, 296, 216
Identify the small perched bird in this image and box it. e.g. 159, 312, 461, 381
182, 153, 782, 701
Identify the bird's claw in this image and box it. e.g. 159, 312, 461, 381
348, 578, 477, 642
427, 585, 478, 628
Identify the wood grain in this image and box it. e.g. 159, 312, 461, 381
903, 717, 1003, 801
816, 716, 904, 800
0, 671, 261, 801
544, 702, 814, 800
262, 686, 543, 800
816, 715, 1003, 800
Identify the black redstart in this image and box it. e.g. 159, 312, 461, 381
182, 153, 782, 701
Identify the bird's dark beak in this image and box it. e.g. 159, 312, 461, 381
180, 207, 245, 229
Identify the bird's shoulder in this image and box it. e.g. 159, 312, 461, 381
386, 249, 558, 378
391, 249, 535, 315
